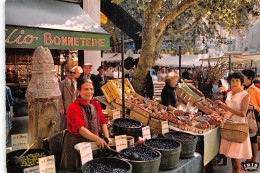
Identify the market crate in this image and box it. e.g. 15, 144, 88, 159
150, 127, 162, 135
129, 110, 150, 126
114, 97, 133, 110
132, 104, 152, 118
149, 119, 162, 129
194, 101, 213, 114
101, 84, 113, 103
114, 78, 135, 94
176, 88, 200, 105
111, 101, 128, 114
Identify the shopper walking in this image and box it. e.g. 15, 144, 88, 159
215, 72, 252, 173
241, 69, 260, 165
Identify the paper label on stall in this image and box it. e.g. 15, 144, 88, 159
115, 135, 127, 152
39, 155, 56, 173
161, 121, 169, 134
23, 165, 39, 173
11, 133, 28, 150
113, 109, 121, 120
142, 126, 151, 140
78, 142, 93, 165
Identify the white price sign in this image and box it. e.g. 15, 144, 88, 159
78, 142, 93, 165
115, 135, 127, 152
161, 121, 169, 134
142, 126, 151, 140
39, 155, 56, 173
11, 133, 28, 150
113, 109, 121, 120
23, 165, 39, 173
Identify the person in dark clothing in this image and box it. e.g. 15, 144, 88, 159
161, 72, 179, 107
96, 66, 108, 96
182, 68, 191, 80
145, 69, 154, 100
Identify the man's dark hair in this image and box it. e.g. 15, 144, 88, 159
241, 69, 255, 80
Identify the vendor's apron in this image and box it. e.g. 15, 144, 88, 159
60, 104, 100, 172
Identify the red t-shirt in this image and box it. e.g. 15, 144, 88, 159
66, 98, 107, 137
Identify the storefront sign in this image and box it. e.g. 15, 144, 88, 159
5, 25, 110, 50
115, 135, 127, 152
161, 121, 169, 134
39, 155, 56, 173
113, 109, 121, 120
142, 126, 151, 140
11, 133, 29, 150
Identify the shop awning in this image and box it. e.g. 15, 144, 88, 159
5, 0, 110, 50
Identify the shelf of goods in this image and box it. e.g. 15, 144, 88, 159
153, 81, 165, 102
101, 79, 224, 135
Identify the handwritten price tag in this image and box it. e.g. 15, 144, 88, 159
11, 133, 28, 150
39, 155, 56, 173
115, 135, 127, 152
23, 165, 39, 173
78, 142, 93, 165
161, 121, 169, 134
142, 126, 151, 140
113, 109, 121, 120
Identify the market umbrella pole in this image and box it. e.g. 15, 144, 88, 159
121, 32, 125, 118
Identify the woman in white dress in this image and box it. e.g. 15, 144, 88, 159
215, 72, 252, 173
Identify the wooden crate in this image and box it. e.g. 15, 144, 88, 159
111, 101, 127, 114
149, 119, 161, 129
114, 97, 133, 110
194, 101, 213, 114
150, 127, 162, 135
101, 85, 113, 103
114, 78, 135, 94
132, 105, 151, 118
129, 110, 150, 126
176, 88, 200, 104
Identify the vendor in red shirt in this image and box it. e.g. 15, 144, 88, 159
60, 78, 110, 171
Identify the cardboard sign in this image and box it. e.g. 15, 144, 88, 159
11, 133, 28, 150
77, 142, 93, 165
23, 165, 39, 173
142, 126, 151, 140
39, 155, 56, 173
113, 109, 121, 120
161, 121, 169, 134
115, 135, 127, 152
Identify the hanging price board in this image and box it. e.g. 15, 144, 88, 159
161, 121, 169, 134
142, 126, 151, 140
113, 109, 121, 120
39, 155, 56, 173
115, 135, 127, 152
11, 133, 28, 150
77, 142, 93, 165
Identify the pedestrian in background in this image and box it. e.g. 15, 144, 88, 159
6, 86, 13, 144
59, 66, 77, 131
72, 66, 83, 82
241, 69, 260, 165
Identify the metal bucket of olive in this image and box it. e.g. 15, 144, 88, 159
143, 138, 182, 171
82, 157, 132, 173
119, 147, 161, 173
113, 118, 142, 142
164, 131, 198, 158
6, 149, 50, 173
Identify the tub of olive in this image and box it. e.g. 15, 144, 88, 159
6, 148, 50, 173
82, 157, 132, 173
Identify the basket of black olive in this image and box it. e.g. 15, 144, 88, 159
164, 131, 198, 158
82, 157, 132, 173
113, 118, 142, 142
143, 138, 182, 170
6, 149, 50, 173
119, 147, 161, 173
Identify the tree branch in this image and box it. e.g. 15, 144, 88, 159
174, 16, 202, 34
155, 0, 200, 39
